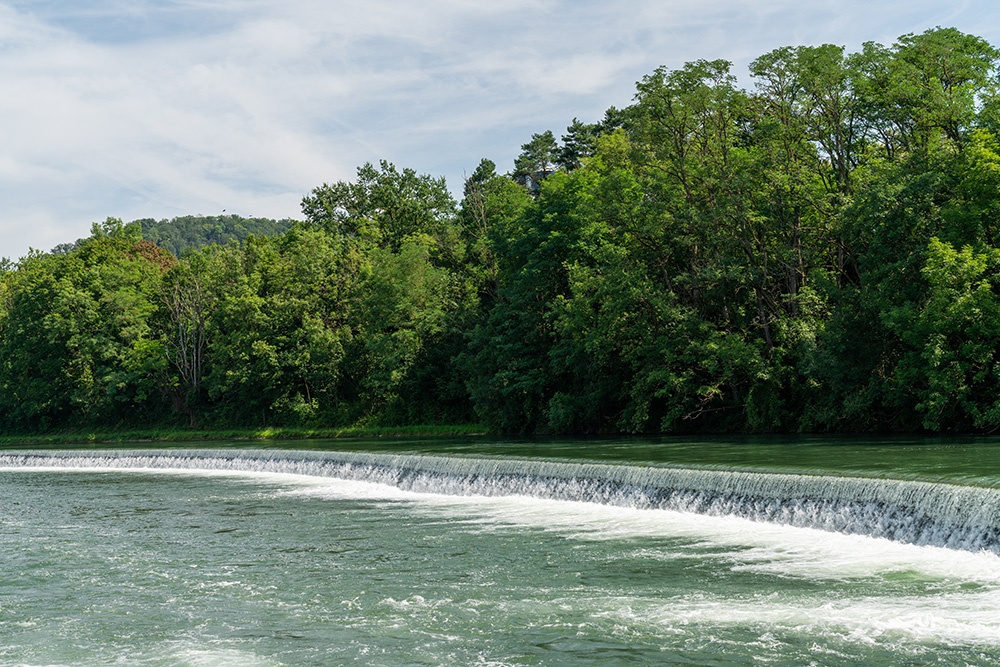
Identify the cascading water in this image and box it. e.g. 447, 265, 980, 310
5, 442, 1000, 666
3, 448, 1000, 554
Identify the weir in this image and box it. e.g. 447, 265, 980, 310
2, 448, 1000, 554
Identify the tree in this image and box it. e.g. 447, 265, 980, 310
852, 28, 999, 157
513, 130, 560, 192
557, 118, 602, 171
161, 251, 214, 424
809, 126, 1000, 431
907, 237, 1000, 429
138, 215, 296, 256
458, 158, 532, 302
301, 161, 457, 253
203, 228, 359, 426
0, 220, 171, 429
353, 234, 458, 423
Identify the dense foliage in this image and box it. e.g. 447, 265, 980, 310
52, 215, 296, 257
136, 215, 297, 256
4, 28, 1000, 434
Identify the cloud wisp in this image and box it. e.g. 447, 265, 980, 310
1, 0, 999, 259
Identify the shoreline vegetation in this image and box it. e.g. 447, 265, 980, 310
4, 27, 1000, 436
0, 424, 488, 448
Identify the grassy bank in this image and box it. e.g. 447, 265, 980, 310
0, 423, 489, 448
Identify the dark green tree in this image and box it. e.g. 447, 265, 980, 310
557, 118, 602, 171
513, 130, 560, 192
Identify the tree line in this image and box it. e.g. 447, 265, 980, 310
50, 214, 297, 258
3, 27, 1000, 434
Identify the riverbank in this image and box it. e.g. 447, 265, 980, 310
0, 423, 488, 447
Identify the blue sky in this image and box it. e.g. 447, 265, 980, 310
1, 0, 999, 260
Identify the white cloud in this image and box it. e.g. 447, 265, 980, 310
1, 0, 1000, 260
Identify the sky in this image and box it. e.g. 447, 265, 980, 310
1, 0, 999, 260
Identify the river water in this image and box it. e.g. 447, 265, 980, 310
1, 436, 1000, 665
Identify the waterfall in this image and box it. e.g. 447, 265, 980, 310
3, 448, 1000, 553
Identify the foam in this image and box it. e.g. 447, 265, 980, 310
4, 449, 1000, 555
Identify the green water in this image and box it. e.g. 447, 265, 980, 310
231, 433, 1000, 482
2, 436, 1000, 665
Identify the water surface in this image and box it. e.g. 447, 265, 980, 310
1, 436, 999, 666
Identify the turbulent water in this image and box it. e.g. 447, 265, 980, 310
1, 439, 1000, 665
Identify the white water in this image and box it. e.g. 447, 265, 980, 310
288, 476, 1000, 651
3, 448, 1000, 554
3, 448, 1000, 665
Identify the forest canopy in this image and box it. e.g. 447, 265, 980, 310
3, 27, 1000, 435
50, 214, 297, 257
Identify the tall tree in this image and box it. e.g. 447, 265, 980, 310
161, 251, 214, 424
301, 161, 457, 253
557, 118, 602, 171
513, 130, 560, 192
853, 28, 999, 157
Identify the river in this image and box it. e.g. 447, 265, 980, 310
1, 435, 999, 665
